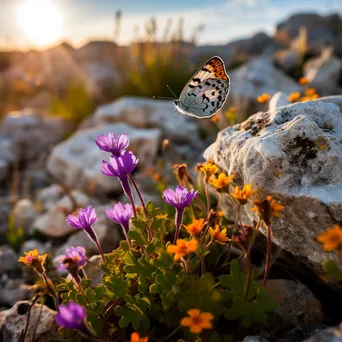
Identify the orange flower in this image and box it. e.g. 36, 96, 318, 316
18, 249, 47, 274
131, 332, 148, 342
230, 184, 254, 205
167, 239, 198, 261
287, 92, 301, 103
257, 93, 270, 103
298, 77, 309, 85
197, 161, 219, 183
251, 196, 284, 225
184, 218, 205, 236
211, 114, 219, 123
306, 88, 317, 96
181, 308, 214, 334
317, 225, 342, 252
229, 106, 237, 112
210, 173, 234, 191
209, 225, 229, 244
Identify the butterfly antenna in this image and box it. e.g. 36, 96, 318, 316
153, 96, 175, 101
166, 85, 178, 99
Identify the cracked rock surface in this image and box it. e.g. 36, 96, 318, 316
204, 99, 342, 268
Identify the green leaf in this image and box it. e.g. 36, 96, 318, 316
94, 286, 103, 300
128, 230, 148, 246
323, 259, 342, 281
120, 240, 130, 251
124, 252, 138, 265
86, 288, 96, 302
132, 219, 149, 231
149, 284, 160, 294
138, 277, 147, 293
219, 259, 245, 297
75, 293, 87, 306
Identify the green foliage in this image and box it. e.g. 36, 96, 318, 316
219, 260, 278, 328
6, 212, 25, 251
323, 259, 342, 281
50, 82, 94, 123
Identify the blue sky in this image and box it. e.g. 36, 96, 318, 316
0, 0, 340, 50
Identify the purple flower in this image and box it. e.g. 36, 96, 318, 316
101, 151, 138, 205
95, 133, 129, 157
55, 302, 86, 330
66, 206, 105, 262
58, 246, 86, 271
101, 151, 138, 179
163, 185, 198, 210
106, 202, 133, 232
66, 206, 98, 230
163, 186, 198, 243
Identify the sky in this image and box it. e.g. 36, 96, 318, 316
0, 0, 341, 50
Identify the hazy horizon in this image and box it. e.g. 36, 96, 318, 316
0, 0, 341, 51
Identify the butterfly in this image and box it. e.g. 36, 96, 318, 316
174, 56, 230, 119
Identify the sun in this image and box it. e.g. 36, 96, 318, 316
16, 0, 63, 47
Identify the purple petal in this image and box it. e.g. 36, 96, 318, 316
66, 214, 83, 229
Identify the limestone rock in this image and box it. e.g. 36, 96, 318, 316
32, 190, 90, 237
304, 49, 342, 95
204, 100, 342, 268
37, 184, 64, 210
268, 92, 291, 111
92, 96, 200, 146
0, 245, 18, 274
47, 123, 161, 195
0, 301, 57, 342
303, 324, 342, 341
12, 199, 37, 233
83, 254, 104, 286
0, 275, 31, 307
228, 57, 301, 117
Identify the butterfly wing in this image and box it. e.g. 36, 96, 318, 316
176, 56, 230, 119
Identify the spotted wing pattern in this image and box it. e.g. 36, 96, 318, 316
176, 56, 230, 119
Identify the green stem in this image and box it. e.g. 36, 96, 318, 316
263, 223, 272, 286
244, 247, 252, 302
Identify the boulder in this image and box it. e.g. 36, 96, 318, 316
268, 92, 291, 111
303, 324, 342, 341
0, 301, 57, 342
303, 49, 342, 95
32, 190, 91, 237
47, 123, 161, 195
228, 57, 301, 118
0, 275, 31, 307
204, 99, 342, 268
91, 96, 200, 146
12, 199, 37, 233
0, 245, 18, 274
274, 50, 301, 74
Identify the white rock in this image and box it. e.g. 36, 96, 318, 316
37, 184, 64, 210
12, 199, 37, 232
0, 277, 31, 307
93, 96, 200, 145
0, 301, 57, 342
304, 49, 342, 95
47, 123, 161, 195
268, 92, 291, 111
229, 57, 301, 117
0, 246, 18, 274
20, 240, 49, 256
274, 50, 301, 73
204, 100, 342, 268
32, 190, 90, 237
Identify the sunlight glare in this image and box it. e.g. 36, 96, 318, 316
16, 0, 62, 47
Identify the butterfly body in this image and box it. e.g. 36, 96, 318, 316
174, 56, 230, 119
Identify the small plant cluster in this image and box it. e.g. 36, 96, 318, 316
18, 133, 285, 342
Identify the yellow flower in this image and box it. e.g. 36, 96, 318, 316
230, 184, 254, 205
317, 225, 342, 252
131, 332, 148, 342
257, 93, 270, 103
209, 225, 229, 244
298, 77, 309, 85
184, 218, 205, 236
18, 249, 47, 274
180, 308, 214, 334
167, 239, 198, 261
210, 173, 234, 191
251, 196, 284, 225
287, 92, 301, 103
197, 161, 219, 183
